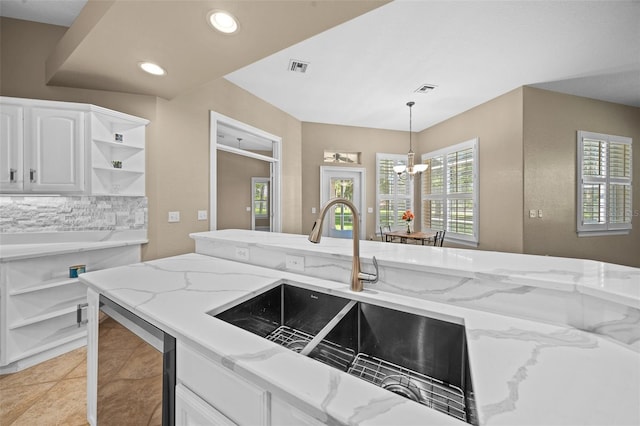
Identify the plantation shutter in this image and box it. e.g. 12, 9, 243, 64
377, 154, 412, 228
578, 131, 632, 235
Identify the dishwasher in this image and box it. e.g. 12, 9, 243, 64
97, 295, 176, 425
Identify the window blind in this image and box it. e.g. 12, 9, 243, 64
376, 154, 412, 228
421, 139, 478, 245
578, 131, 632, 235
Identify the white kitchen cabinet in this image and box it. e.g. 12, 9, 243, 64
176, 341, 328, 426
176, 384, 237, 426
27, 106, 85, 193
0, 244, 141, 373
0, 103, 24, 192
0, 98, 85, 193
0, 96, 148, 195
177, 342, 269, 426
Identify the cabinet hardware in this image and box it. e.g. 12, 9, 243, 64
29, 168, 36, 183
9, 168, 17, 183
77, 302, 89, 327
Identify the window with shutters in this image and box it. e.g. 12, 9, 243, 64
376, 153, 413, 229
421, 138, 478, 246
577, 131, 632, 236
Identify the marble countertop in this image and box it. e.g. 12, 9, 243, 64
0, 230, 147, 261
192, 230, 640, 309
80, 252, 640, 426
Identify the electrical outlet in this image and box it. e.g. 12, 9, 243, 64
538, 209, 543, 218
311, 207, 317, 214
235, 247, 249, 260
105, 212, 116, 226
286, 255, 304, 271
168, 211, 180, 223
134, 211, 145, 225
197, 210, 208, 221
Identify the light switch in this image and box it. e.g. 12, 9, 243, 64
538, 209, 543, 218
529, 209, 536, 218
367, 207, 373, 214
168, 211, 180, 223
246, 206, 251, 212
197, 210, 208, 220
312, 207, 317, 214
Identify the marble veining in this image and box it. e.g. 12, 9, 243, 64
80, 244, 640, 425
469, 327, 599, 424
191, 230, 640, 349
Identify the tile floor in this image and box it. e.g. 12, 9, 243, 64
0, 347, 88, 425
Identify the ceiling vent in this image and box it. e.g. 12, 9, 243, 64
414, 84, 437, 94
288, 59, 309, 73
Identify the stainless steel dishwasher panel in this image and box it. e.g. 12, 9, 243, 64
97, 295, 175, 426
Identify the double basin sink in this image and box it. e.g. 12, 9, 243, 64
211, 283, 477, 424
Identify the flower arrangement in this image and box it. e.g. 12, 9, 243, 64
402, 209, 414, 233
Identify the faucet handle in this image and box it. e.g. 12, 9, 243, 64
358, 256, 379, 284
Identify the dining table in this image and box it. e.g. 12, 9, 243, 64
383, 230, 437, 245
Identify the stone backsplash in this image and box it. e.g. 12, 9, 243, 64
0, 196, 147, 233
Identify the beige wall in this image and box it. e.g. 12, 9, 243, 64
1, 18, 303, 261
301, 123, 411, 240
417, 88, 525, 253
523, 87, 640, 267
217, 151, 270, 230
149, 80, 302, 259
3, 18, 637, 266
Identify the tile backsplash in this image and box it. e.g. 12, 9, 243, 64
0, 196, 147, 233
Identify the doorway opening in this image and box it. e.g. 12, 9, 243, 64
210, 111, 281, 232
251, 177, 270, 231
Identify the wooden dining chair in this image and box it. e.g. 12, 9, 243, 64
433, 230, 446, 247
380, 225, 400, 242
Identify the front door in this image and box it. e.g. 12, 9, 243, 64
320, 167, 366, 239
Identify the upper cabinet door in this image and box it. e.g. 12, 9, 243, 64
0, 104, 24, 192
26, 107, 85, 193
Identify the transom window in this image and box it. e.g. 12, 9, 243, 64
577, 131, 632, 236
421, 138, 479, 246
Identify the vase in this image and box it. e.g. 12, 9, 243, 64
406, 222, 412, 234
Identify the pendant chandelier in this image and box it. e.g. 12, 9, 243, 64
393, 101, 428, 177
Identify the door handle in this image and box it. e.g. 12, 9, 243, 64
9, 168, 17, 183
77, 303, 88, 327
30, 168, 36, 183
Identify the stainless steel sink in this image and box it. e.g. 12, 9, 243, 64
211, 283, 477, 424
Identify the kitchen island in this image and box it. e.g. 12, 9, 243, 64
80, 230, 640, 425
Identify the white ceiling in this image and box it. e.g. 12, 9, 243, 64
2, 0, 639, 132
0, 0, 86, 27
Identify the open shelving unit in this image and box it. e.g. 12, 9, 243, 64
89, 109, 148, 196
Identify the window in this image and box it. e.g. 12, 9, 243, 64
577, 131, 632, 236
421, 138, 478, 246
376, 153, 413, 228
253, 181, 269, 218
324, 150, 361, 164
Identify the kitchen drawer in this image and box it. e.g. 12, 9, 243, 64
176, 383, 237, 426
177, 342, 268, 426
271, 396, 326, 426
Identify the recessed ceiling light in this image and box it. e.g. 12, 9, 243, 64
208, 10, 238, 34
139, 62, 166, 76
